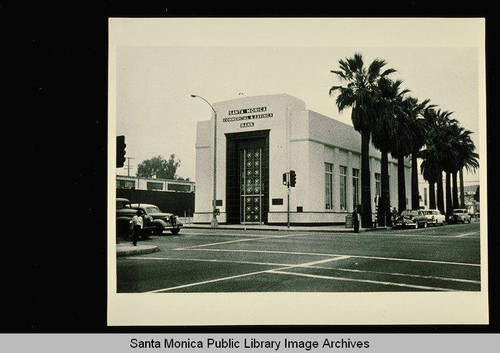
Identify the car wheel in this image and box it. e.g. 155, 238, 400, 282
153, 225, 163, 235
423, 222, 427, 228
171, 228, 180, 235
140, 231, 151, 240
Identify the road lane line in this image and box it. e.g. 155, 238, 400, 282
181, 248, 480, 267
129, 256, 296, 267
454, 231, 479, 238
332, 268, 481, 284
267, 270, 454, 291
173, 232, 310, 250
146, 255, 351, 293
128, 256, 479, 285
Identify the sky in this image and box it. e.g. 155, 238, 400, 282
112, 19, 485, 184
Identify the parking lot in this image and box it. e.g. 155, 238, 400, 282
116, 222, 481, 293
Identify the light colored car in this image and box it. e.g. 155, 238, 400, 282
131, 203, 183, 235
448, 209, 471, 224
421, 209, 446, 226
393, 209, 428, 229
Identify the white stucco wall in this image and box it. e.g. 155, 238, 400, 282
194, 94, 411, 224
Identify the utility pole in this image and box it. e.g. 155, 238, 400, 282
126, 157, 135, 177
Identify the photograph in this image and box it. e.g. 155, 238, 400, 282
108, 18, 487, 326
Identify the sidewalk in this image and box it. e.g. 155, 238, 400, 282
183, 222, 390, 233
116, 243, 160, 257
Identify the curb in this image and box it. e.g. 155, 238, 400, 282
116, 244, 159, 257
183, 224, 391, 233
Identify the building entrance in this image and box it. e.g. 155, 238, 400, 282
225, 130, 269, 225
240, 147, 263, 224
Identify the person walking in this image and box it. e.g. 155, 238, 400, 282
352, 207, 360, 233
131, 209, 143, 246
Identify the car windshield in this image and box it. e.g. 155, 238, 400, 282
117, 201, 131, 209
401, 210, 419, 216
453, 209, 466, 214
423, 210, 438, 215
145, 206, 162, 213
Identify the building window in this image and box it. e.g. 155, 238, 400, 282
325, 163, 333, 209
339, 165, 347, 211
117, 179, 135, 189
147, 182, 163, 191
375, 173, 381, 198
352, 168, 360, 210
167, 183, 192, 192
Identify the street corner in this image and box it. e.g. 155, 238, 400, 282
116, 243, 159, 257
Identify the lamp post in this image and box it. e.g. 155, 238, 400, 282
191, 94, 218, 228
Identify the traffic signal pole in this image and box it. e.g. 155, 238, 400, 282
283, 171, 295, 229
287, 184, 290, 229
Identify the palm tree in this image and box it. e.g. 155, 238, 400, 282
437, 115, 461, 216
371, 77, 408, 225
419, 107, 441, 210
390, 94, 419, 213
403, 97, 433, 210
330, 53, 395, 228
420, 109, 456, 214
450, 126, 479, 208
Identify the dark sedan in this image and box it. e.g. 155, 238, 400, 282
393, 209, 428, 229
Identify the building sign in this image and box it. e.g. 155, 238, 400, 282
240, 122, 254, 128
223, 106, 273, 123
228, 107, 267, 116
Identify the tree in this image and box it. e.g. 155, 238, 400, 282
136, 154, 181, 180
390, 94, 417, 213
405, 97, 433, 210
420, 109, 456, 215
330, 53, 395, 228
448, 125, 479, 209
372, 77, 407, 225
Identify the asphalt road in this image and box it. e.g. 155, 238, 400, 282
116, 222, 481, 293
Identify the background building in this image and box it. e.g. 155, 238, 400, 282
194, 94, 411, 225
116, 175, 195, 217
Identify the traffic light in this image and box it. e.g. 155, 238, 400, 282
290, 170, 296, 187
283, 172, 288, 186
116, 135, 126, 168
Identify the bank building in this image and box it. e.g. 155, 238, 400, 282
193, 94, 411, 225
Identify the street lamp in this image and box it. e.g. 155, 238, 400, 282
191, 94, 218, 228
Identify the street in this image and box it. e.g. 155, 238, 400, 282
116, 222, 481, 293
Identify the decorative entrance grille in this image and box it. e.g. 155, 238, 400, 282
240, 148, 262, 224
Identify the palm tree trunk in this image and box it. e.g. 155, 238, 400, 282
445, 171, 453, 216
378, 148, 390, 227
429, 181, 436, 209
360, 130, 373, 228
452, 171, 459, 209
411, 151, 420, 210
459, 169, 465, 208
436, 172, 445, 214
397, 155, 407, 213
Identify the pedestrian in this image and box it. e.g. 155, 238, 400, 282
391, 207, 398, 226
131, 209, 143, 246
352, 207, 360, 233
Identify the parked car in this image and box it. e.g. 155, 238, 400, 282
116, 197, 152, 239
131, 203, 183, 235
448, 209, 471, 224
393, 209, 428, 229
421, 209, 446, 226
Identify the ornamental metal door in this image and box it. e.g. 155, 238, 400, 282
240, 147, 263, 224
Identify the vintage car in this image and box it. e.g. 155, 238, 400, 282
393, 209, 428, 229
131, 203, 183, 235
116, 197, 152, 239
448, 209, 471, 224
421, 209, 446, 226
